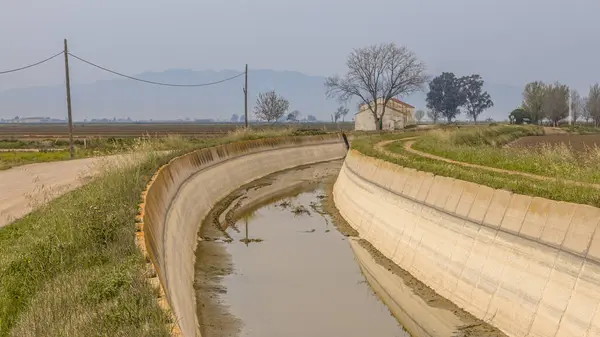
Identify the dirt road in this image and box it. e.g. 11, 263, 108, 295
373, 138, 600, 190
0, 155, 131, 228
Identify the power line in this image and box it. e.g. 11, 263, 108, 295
0, 51, 64, 75
67, 53, 245, 87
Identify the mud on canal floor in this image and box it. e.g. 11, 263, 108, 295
194, 160, 408, 337
194, 160, 506, 337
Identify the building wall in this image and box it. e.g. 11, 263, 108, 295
354, 99, 415, 131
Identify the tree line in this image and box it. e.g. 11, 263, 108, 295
249, 90, 346, 123
424, 72, 494, 123
322, 42, 495, 128
515, 82, 600, 126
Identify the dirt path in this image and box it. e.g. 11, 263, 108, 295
0, 154, 132, 228
542, 126, 568, 135
374, 138, 600, 189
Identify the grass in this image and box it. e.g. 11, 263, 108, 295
0, 148, 174, 337
0, 150, 99, 170
352, 132, 600, 208
0, 126, 318, 337
560, 124, 600, 134
0, 138, 128, 170
410, 125, 600, 185
0, 129, 320, 170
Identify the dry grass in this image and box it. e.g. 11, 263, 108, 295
0, 132, 263, 170
412, 125, 600, 184
0, 142, 175, 337
0, 127, 325, 337
352, 131, 600, 208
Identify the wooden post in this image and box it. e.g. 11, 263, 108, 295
244, 64, 248, 128
63, 39, 75, 159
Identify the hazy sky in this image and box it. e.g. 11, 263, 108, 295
1, 0, 599, 92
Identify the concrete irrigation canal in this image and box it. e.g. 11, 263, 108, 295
194, 160, 407, 337
137, 134, 600, 337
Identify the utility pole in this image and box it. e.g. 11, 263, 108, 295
244, 64, 248, 128
63, 39, 75, 159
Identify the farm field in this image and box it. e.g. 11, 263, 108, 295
352, 128, 600, 207
0, 122, 353, 140
509, 134, 600, 150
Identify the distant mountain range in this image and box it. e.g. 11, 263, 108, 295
0, 69, 524, 122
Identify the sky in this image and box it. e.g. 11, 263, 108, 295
0, 0, 599, 93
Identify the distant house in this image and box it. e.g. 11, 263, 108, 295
354, 98, 416, 131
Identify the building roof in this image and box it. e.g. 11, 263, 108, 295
390, 98, 415, 108
356, 98, 415, 115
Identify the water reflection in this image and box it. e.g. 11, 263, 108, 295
221, 188, 409, 337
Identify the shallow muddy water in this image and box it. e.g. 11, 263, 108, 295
194, 161, 408, 337
222, 189, 408, 337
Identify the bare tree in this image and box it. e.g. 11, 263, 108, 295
415, 109, 425, 123
339, 106, 350, 122
587, 84, 600, 127
254, 91, 289, 122
581, 96, 591, 123
543, 82, 569, 127
332, 112, 340, 123
522, 81, 547, 124
325, 43, 427, 130
570, 89, 582, 124
333, 106, 349, 123
426, 109, 441, 124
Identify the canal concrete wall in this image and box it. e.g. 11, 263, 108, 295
138, 135, 347, 337
333, 149, 600, 337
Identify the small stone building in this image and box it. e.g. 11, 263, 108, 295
354, 98, 416, 131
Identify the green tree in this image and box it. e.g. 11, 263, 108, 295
461, 74, 493, 123
509, 108, 531, 125
522, 81, 546, 124
287, 110, 301, 122
426, 72, 466, 123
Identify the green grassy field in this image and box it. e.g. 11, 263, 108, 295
560, 124, 600, 134
0, 127, 326, 170
352, 131, 600, 208
410, 126, 600, 185
0, 150, 94, 170
0, 127, 314, 337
